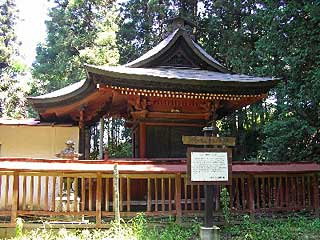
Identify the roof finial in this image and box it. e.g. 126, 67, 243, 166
165, 15, 195, 30
164, 15, 196, 39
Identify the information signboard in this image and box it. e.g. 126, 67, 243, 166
187, 148, 232, 185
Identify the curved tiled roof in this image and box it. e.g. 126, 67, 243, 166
28, 78, 96, 107
85, 65, 278, 95
29, 80, 86, 100
87, 65, 275, 83
125, 28, 229, 73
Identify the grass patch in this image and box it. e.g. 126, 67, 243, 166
223, 215, 320, 240
6, 215, 320, 240
9, 214, 199, 240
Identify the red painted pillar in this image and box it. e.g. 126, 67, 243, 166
313, 174, 319, 216
248, 175, 255, 217
175, 173, 182, 223
139, 123, 146, 158
78, 109, 85, 160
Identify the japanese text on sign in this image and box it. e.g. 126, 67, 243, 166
191, 152, 228, 182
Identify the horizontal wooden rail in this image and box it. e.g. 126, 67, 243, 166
0, 159, 318, 228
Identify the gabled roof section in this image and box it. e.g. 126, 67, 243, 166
125, 28, 230, 73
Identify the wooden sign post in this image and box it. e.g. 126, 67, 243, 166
183, 133, 235, 239
187, 147, 232, 228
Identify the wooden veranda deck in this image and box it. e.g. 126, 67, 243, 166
0, 158, 319, 228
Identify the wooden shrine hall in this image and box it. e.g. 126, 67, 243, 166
0, 18, 318, 230
28, 17, 278, 160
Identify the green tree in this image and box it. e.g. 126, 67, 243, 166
0, 0, 28, 118
32, 0, 117, 94
79, 6, 119, 66
256, 1, 320, 162
117, 0, 167, 64
0, 0, 17, 71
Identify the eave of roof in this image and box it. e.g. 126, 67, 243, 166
88, 65, 276, 83
86, 65, 279, 94
29, 80, 86, 100
29, 64, 279, 106
28, 78, 96, 106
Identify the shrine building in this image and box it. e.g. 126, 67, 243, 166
28, 17, 278, 160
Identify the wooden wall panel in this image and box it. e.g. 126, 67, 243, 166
146, 126, 202, 158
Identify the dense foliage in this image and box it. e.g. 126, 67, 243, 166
257, 1, 320, 162
0, 0, 29, 118
31, 0, 118, 94
195, 0, 320, 162
0, 0, 16, 71
227, 215, 320, 240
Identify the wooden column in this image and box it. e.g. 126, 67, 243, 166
132, 131, 136, 158
79, 129, 85, 160
139, 123, 146, 158
113, 164, 120, 224
11, 172, 19, 223
96, 172, 102, 226
203, 126, 215, 228
248, 175, 255, 217
204, 184, 214, 227
313, 174, 319, 216
79, 110, 85, 160
99, 117, 105, 160
84, 126, 90, 159
127, 177, 131, 212
175, 173, 182, 223
204, 100, 220, 227
147, 178, 152, 212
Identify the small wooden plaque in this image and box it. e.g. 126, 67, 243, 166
187, 148, 232, 185
182, 136, 236, 147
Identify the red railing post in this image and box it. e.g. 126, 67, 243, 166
175, 173, 182, 223
312, 174, 319, 216
248, 175, 255, 217
11, 172, 19, 224
96, 172, 102, 226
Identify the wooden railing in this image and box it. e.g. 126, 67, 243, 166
0, 158, 319, 228
228, 174, 318, 213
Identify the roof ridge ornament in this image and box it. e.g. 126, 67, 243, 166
164, 16, 195, 40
